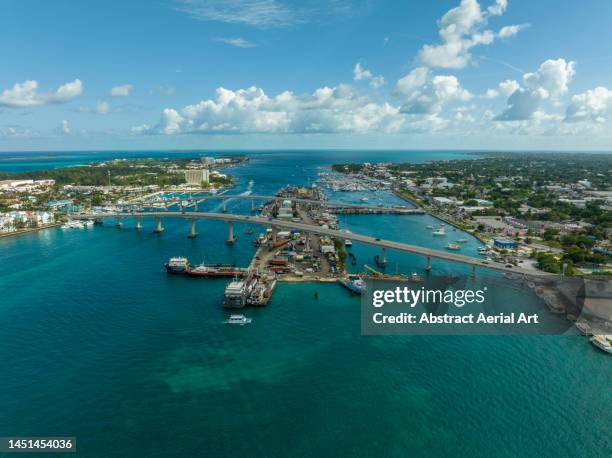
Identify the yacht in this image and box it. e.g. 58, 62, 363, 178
226, 314, 252, 325
590, 335, 612, 354
432, 228, 446, 236
445, 243, 460, 251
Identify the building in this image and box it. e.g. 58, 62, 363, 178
493, 238, 518, 250
184, 169, 210, 185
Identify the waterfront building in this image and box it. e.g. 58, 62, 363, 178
493, 238, 518, 249
184, 169, 210, 185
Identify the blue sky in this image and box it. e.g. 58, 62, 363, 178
2, 0, 612, 151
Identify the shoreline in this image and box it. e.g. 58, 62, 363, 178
0, 223, 61, 239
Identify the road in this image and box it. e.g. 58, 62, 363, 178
71, 211, 554, 278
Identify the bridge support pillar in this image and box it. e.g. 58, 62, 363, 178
425, 256, 431, 272
135, 217, 142, 231
223, 201, 227, 213
226, 221, 236, 245
188, 218, 197, 238
471, 265, 476, 279
153, 216, 164, 233
251, 200, 255, 212
194, 202, 199, 212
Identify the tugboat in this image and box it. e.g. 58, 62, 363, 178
164, 257, 191, 274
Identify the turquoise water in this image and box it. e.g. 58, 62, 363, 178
0, 151, 610, 457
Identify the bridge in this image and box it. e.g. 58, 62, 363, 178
142, 193, 423, 214
71, 211, 552, 278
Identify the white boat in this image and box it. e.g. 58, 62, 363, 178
445, 243, 460, 250
590, 335, 612, 354
456, 238, 468, 243
426, 225, 434, 229
84, 220, 94, 227
344, 239, 353, 247
226, 314, 252, 325
432, 229, 446, 236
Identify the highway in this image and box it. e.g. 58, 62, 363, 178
71, 211, 553, 278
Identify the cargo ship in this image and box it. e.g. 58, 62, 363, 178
187, 263, 248, 278
165, 257, 247, 278
247, 274, 277, 306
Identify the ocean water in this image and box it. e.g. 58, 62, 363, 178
0, 150, 610, 457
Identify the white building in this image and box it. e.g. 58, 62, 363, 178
184, 169, 210, 185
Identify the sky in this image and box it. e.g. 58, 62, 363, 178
2, 0, 612, 152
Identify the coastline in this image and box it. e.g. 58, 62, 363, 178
0, 223, 61, 239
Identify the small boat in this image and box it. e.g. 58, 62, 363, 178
590, 335, 612, 354
432, 229, 446, 236
226, 314, 252, 325
374, 255, 387, 268
575, 321, 593, 336
456, 238, 468, 243
338, 277, 366, 295
344, 239, 353, 247
445, 243, 461, 251
426, 225, 434, 229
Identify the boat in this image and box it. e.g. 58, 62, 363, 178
344, 239, 353, 247
426, 225, 434, 229
575, 321, 593, 336
456, 238, 468, 243
244, 228, 254, 235
247, 275, 277, 306
374, 255, 387, 268
84, 220, 94, 227
187, 264, 248, 278
165, 257, 191, 274
432, 228, 446, 236
226, 314, 252, 325
445, 243, 461, 251
590, 335, 612, 354
338, 277, 366, 295
223, 280, 250, 308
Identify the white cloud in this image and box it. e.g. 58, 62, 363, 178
109, 84, 133, 97
213, 37, 256, 48
0, 79, 83, 108
487, 0, 507, 16
416, 0, 524, 69
0, 125, 36, 138
151, 85, 176, 96
353, 63, 385, 88
523, 58, 575, 100
79, 100, 111, 114
136, 84, 416, 135
480, 79, 519, 98
396, 68, 472, 114
498, 23, 529, 38
497, 58, 575, 120
55, 119, 71, 135
565, 86, 612, 123
174, 0, 298, 28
